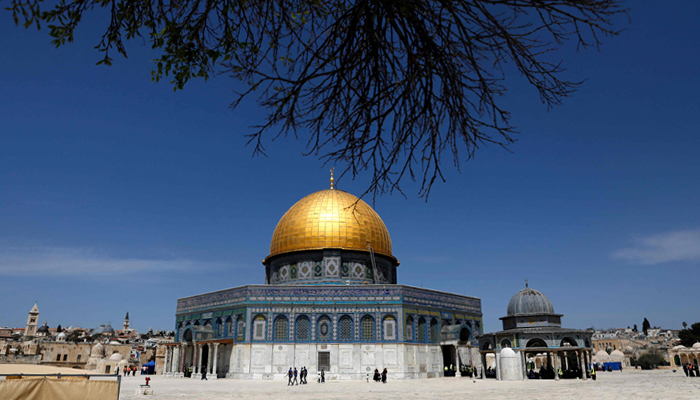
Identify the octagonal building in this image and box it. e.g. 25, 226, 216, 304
162, 176, 483, 380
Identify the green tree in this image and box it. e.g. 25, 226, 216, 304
642, 318, 650, 335
682, 322, 687, 329
678, 322, 700, 347
56, 324, 62, 333
5, 0, 626, 198
636, 348, 666, 370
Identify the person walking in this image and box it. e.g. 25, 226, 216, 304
590, 366, 596, 381
287, 368, 293, 386
201, 366, 208, 380
320, 368, 325, 383
381, 368, 387, 383
373, 368, 380, 382
302, 367, 307, 384
293, 367, 299, 385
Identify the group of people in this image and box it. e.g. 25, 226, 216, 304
287, 367, 310, 385
682, 363, 699, 377
371, 368, 388, 383
526, 365, 588, 380
122, 365, 139, 376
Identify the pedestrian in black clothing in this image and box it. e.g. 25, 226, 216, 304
683, 364, 689, 377
381, 368, 387, 383
287, 368, 293, 385
321, 369, 325, 383
373, 368, 380, 382
202, 368, 208, 380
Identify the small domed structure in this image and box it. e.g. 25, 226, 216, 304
692, 342, 700, 349
594, 351, 610, 363
672, 345, 686, 350
624, 345, 634, 353
36, 321, 50, 336
56, 332, 67, 341
507, 288, 555, 316
498, 347, 521, 381
610, 350, 625, 362
108, 352, 123, 361
91, 343, 106, 358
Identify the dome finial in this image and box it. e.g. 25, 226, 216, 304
525, 278, 528, 288
330, 167, 335, 189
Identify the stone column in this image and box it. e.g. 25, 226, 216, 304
207, 344, 213, 374
553, 351, 560, 381
163, 347, 170, 374
520, 350, 527, 380
495, 351, 501, 381
454, 345, 462, 377
194, 344, 200, 374
579, 350, 587, 380
180, 344, 186, 373
481, 353, 486, 379
212, 343, 219, 379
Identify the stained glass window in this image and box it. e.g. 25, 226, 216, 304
274, 316, 288, 341
253, 315, 266, 341
361, 315, 375, 341
296, 316, 310, 341
429, 319, 438, 343
317, 316, 331, 341
406, 316, 414, 341
236, 316, 244, 340
339, 316, 353, 341
383, 316, 396, 341
418, 317, 426, 342
216, 318, 224, 337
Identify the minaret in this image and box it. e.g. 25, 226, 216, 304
123, 311, 130, 332
25, 302, 39, 338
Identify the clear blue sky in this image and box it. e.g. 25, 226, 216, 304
1, 2, 698, 333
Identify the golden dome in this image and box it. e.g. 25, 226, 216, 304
267, 188, 393, 260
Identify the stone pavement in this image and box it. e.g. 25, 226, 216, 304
118, 369, 700, 400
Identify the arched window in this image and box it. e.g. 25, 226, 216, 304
295, 316, 310, 342
429, 319, 439, 343
405, 316, 414, 342
417, 317, 426, 343
216, 318, 224, 337
273, 316, 288, 341
225, 317, 233, 337
63, 354, 68, 361
383, 315, 396, 341
252, 315, 266, 341
317, 315, 331, 342
339, 315, 354, 342
459, 327, 471, 342
526, 338, 547, 348
501, 338, 512, 348
360, 315, 375, 342
236, 315, 245, 340
77, 354, 81, 362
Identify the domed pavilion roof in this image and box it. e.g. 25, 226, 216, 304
692, 342, 700, 349
37, 322, 50, 333
266, 183, 393, 261
506, 286, 555, 316
610, 350, 625, 362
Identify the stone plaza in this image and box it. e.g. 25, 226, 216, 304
119, 369, 700, 400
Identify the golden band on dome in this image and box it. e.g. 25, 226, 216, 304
267, 189, 393, 260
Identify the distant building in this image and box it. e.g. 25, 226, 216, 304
24, 303, 39, 338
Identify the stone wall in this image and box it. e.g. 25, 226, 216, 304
0, 354, 42, 364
